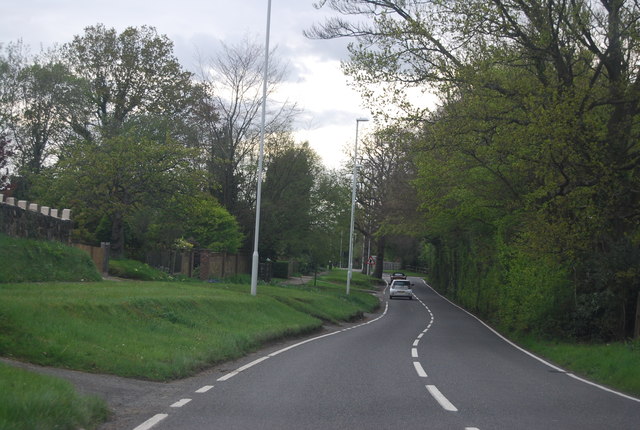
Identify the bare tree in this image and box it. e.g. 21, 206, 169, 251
196, 36, 298, 220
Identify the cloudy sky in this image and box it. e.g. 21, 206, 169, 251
1, 0, 372, 168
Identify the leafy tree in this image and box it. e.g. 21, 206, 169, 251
63, 24, 201, 141
40, 118, 200, 257
310, 0, 640, 339
309, 167, 352, 268
178, 193, 243, 252
260, 138, 317, 260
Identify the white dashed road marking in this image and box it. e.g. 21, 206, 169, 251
170, 399, 191, 408
413, 361, 428, 378
427, 385, 459, 412
132, 414, 168, 430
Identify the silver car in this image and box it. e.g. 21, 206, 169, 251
389, 279, 413, 300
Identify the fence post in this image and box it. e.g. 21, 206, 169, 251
100, 242, 110, 275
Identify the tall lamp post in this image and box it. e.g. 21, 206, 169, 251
347, 117, 369, 295
250, 0, 272, 296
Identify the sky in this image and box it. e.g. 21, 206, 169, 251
1, 0, 373, 169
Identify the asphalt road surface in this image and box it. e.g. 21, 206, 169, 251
131, 277, 640, 430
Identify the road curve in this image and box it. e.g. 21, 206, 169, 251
133, 277, 640, 430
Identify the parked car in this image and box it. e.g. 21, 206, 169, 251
389, 279, 413, 300
390, 272, 406, 281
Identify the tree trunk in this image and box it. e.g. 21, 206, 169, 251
373, 236, 385, 279
110, 211, 125, 259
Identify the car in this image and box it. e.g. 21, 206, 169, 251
389, 279, 413, 300
390, 272, 406, 281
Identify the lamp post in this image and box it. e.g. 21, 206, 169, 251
250, 0, 272, 296
347, 117, 369, 295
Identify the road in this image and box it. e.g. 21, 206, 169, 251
132, 277, 640, 430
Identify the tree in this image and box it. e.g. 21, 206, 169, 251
260, 138, 318, 261
309, 0, 640, 338
355, 125, 418, 278
42, 118, 200, 257
196, 37, 297, 226
9, 61, 87, 198
0, 132, 11, 191
63, 24, 200, 141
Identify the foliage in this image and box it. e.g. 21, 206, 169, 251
0, 363, 109, 430
313, 0, 640, 340
177, 193, 244, 252
261, 140, 317, 260
0, 234, 102, 283
37, 119, 201, 256
63, 24, 200, 140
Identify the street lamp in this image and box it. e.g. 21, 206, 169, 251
347, 117, 369, 295
250, 0, 272, 296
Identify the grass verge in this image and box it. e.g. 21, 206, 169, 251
515, 335, 640, 397
0, 233, 101, 283
0, 278, 379, 381
0, 362, 109, 430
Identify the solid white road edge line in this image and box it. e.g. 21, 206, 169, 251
426, 385, 458, 411
217, 371, 238, 382
423, 280, 640, 404
413, 361, 428, 378
236, 356, 269, 372
132, 414, 168, 430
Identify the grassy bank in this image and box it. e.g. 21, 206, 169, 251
0, 276, 379, 381
0, 362, 108, 430
0, 234, 101, 283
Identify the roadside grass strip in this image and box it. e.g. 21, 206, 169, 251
0, 362, 108, 430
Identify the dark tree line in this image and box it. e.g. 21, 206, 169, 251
311, 0, 640, 340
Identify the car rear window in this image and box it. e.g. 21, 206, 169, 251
394, 281, 409, 287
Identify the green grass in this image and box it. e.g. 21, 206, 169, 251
0, 279, 379, 381
515, 336, 640, 397
0, 234, 102, 283
108, 258, 173, 281
0, 362, 109, 430
315, 268, 383, 291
